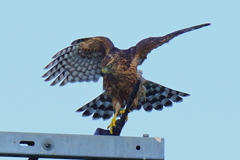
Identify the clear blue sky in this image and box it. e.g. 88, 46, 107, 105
1, 1, 240, 160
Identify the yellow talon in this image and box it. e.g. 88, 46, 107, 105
119, 109, 131, 114
119, 109, 125, 115
120, 109, 131, 121
107, 109, 131, 134
107, 112, 118, 134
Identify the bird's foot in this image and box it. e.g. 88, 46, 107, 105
119, 109, 131, 121
107, 116, 117, 134
119, 108, 131, 114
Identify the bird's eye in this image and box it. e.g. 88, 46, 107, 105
107, 63, 112, 69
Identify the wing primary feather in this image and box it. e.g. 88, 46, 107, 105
50, 73, 66, 86
52, 47, 69, 59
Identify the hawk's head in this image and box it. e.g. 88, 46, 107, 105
101, 54, 118, 75
101, 48, 133, 76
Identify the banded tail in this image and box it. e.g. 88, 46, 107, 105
76, 80, 189, 120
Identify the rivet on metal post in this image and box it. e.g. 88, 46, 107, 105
143, 134, 149, 137
42, 138, 54, 151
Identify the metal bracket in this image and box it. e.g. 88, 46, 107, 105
0, 131, 164, 160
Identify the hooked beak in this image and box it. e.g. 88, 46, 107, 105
101, 70, 105, 76
101, 68, 107, 76
101, 68, 107, 74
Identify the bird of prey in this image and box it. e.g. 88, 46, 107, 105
43, 23, 210, 134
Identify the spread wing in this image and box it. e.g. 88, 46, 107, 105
76, 91, 114, 120
42, 36, 114, 86
134, 23, 210, 65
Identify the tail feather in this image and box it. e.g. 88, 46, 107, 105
76, 80, 189, 120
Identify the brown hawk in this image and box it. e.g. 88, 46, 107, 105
43, 23, 210, 133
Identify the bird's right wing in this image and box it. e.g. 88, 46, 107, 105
42, 36, 114, 86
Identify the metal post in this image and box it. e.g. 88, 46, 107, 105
0, 131, 164, 160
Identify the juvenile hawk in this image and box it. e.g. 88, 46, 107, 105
43, 23, 210, 133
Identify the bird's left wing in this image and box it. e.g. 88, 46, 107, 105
133, 23, 210, 66
42, 36, 114, 86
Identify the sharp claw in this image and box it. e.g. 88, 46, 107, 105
119, 109, 131, 114
107, 114, 117, 134
107, 108, 131, 134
